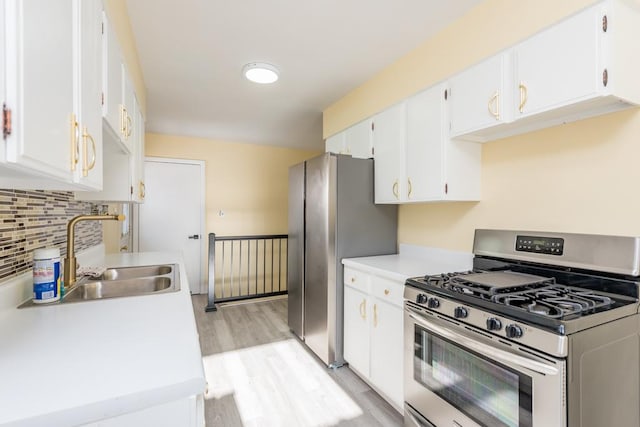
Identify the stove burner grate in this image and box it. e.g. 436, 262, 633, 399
419, 270, 615, 319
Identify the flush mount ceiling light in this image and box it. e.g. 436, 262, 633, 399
242, 62, 279, 84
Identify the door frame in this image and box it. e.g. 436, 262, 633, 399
134, 156, 207, 294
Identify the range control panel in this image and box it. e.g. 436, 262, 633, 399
516, 235, 564, 256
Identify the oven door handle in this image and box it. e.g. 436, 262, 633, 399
405, 404, 436, 427
408, 310, 560, 376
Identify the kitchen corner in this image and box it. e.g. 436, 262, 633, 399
0, 249, 206, 427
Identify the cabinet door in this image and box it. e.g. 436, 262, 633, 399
346, 119, 373, 159
373, 103, 405, 204
75, 0, 103, 189
325, 131, 345, 154
450, 53, 512, 138
343, 285, 370, 377
370, 298, 403, 410
102, 13, 125, 147
515, 7, 600, 117
406, 84, 446, 201
131, 97, 145, 203
121, 69, 135, 153
4, 0, 75, 180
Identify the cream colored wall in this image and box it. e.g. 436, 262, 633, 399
103, 0, 146, 113
145, 133, 321, 237
322, 0, 640, 252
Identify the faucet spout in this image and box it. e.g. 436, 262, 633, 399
64, 214, 125, 288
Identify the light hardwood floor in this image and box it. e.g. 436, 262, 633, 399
191, 295, 404, 427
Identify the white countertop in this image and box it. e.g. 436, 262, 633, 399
0, 251, 206, 427
342, 244, 473, 281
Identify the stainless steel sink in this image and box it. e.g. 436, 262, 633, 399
99, 265, 173, 281
64, 276, 175, 302
18, 263, 180, 308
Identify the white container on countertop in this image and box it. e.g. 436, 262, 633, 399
32, 248, 61, 303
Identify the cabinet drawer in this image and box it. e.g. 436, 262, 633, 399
344, 267, 370, 291
371, 275, 403, 307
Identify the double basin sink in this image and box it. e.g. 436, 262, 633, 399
20, 264, 180, 308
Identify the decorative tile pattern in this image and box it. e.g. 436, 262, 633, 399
0, 190, 105, 282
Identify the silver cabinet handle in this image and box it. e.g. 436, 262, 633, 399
407, 308, 559, 376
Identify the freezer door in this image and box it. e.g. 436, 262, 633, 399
287, 162, 305, 339
304, 153, 334, 365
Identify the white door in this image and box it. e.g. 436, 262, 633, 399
138, 158, 205, 294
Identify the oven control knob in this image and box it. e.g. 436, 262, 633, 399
486, 318, 502, 331
416, 294, 428, 304
454, 307, 468, 319
427, 297, 440, 309
506, 324, 523, 339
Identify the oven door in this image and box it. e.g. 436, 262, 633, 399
404, 304, 566, 427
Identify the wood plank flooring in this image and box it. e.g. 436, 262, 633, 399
191, 295, 404, 427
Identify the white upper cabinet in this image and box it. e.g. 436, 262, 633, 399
75, 0, 103, 189
0, 0, 104, 190
102, 13, 122, 144
406, 85, 446, 201
374, 84, 480, 204
102, 13, 131, 153
515, 2, 606, 117
345, 119, 373, 159
372, 102, 405, 203
449, 53, 514, 140
324, 119, 373, 159
451, 0, 640, 143
76, 8, 145, 203
131, 96, 145, 203
325, 132, 345, 155
3, 0, 75, 182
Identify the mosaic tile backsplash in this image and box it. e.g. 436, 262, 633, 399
0, 190, 105, 282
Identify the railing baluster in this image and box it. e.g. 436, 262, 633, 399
278, 238, 282, 291
205, 234, 288, 308
221, 241, 226, 299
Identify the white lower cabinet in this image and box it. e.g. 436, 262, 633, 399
81, 394, 204, 427
343, 267, 403, 411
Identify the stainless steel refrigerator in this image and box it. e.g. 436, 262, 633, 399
287, 153, 397, 368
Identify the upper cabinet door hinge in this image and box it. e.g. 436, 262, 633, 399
371, 147, 375, 156
130, 185, 134, 195
3, 104, 12, 139
371, 122, 375, 131
101, 92, 104, 106
602, 15, 608, 32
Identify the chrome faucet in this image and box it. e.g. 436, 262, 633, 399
64, 214, 125, 288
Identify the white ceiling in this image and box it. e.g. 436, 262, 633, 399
125, 0, 482, 151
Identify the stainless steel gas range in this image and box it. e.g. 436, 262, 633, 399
404, 229, 640, 427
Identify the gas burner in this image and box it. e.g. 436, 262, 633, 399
413, 270, 621, 321
488, 284, 615, 318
